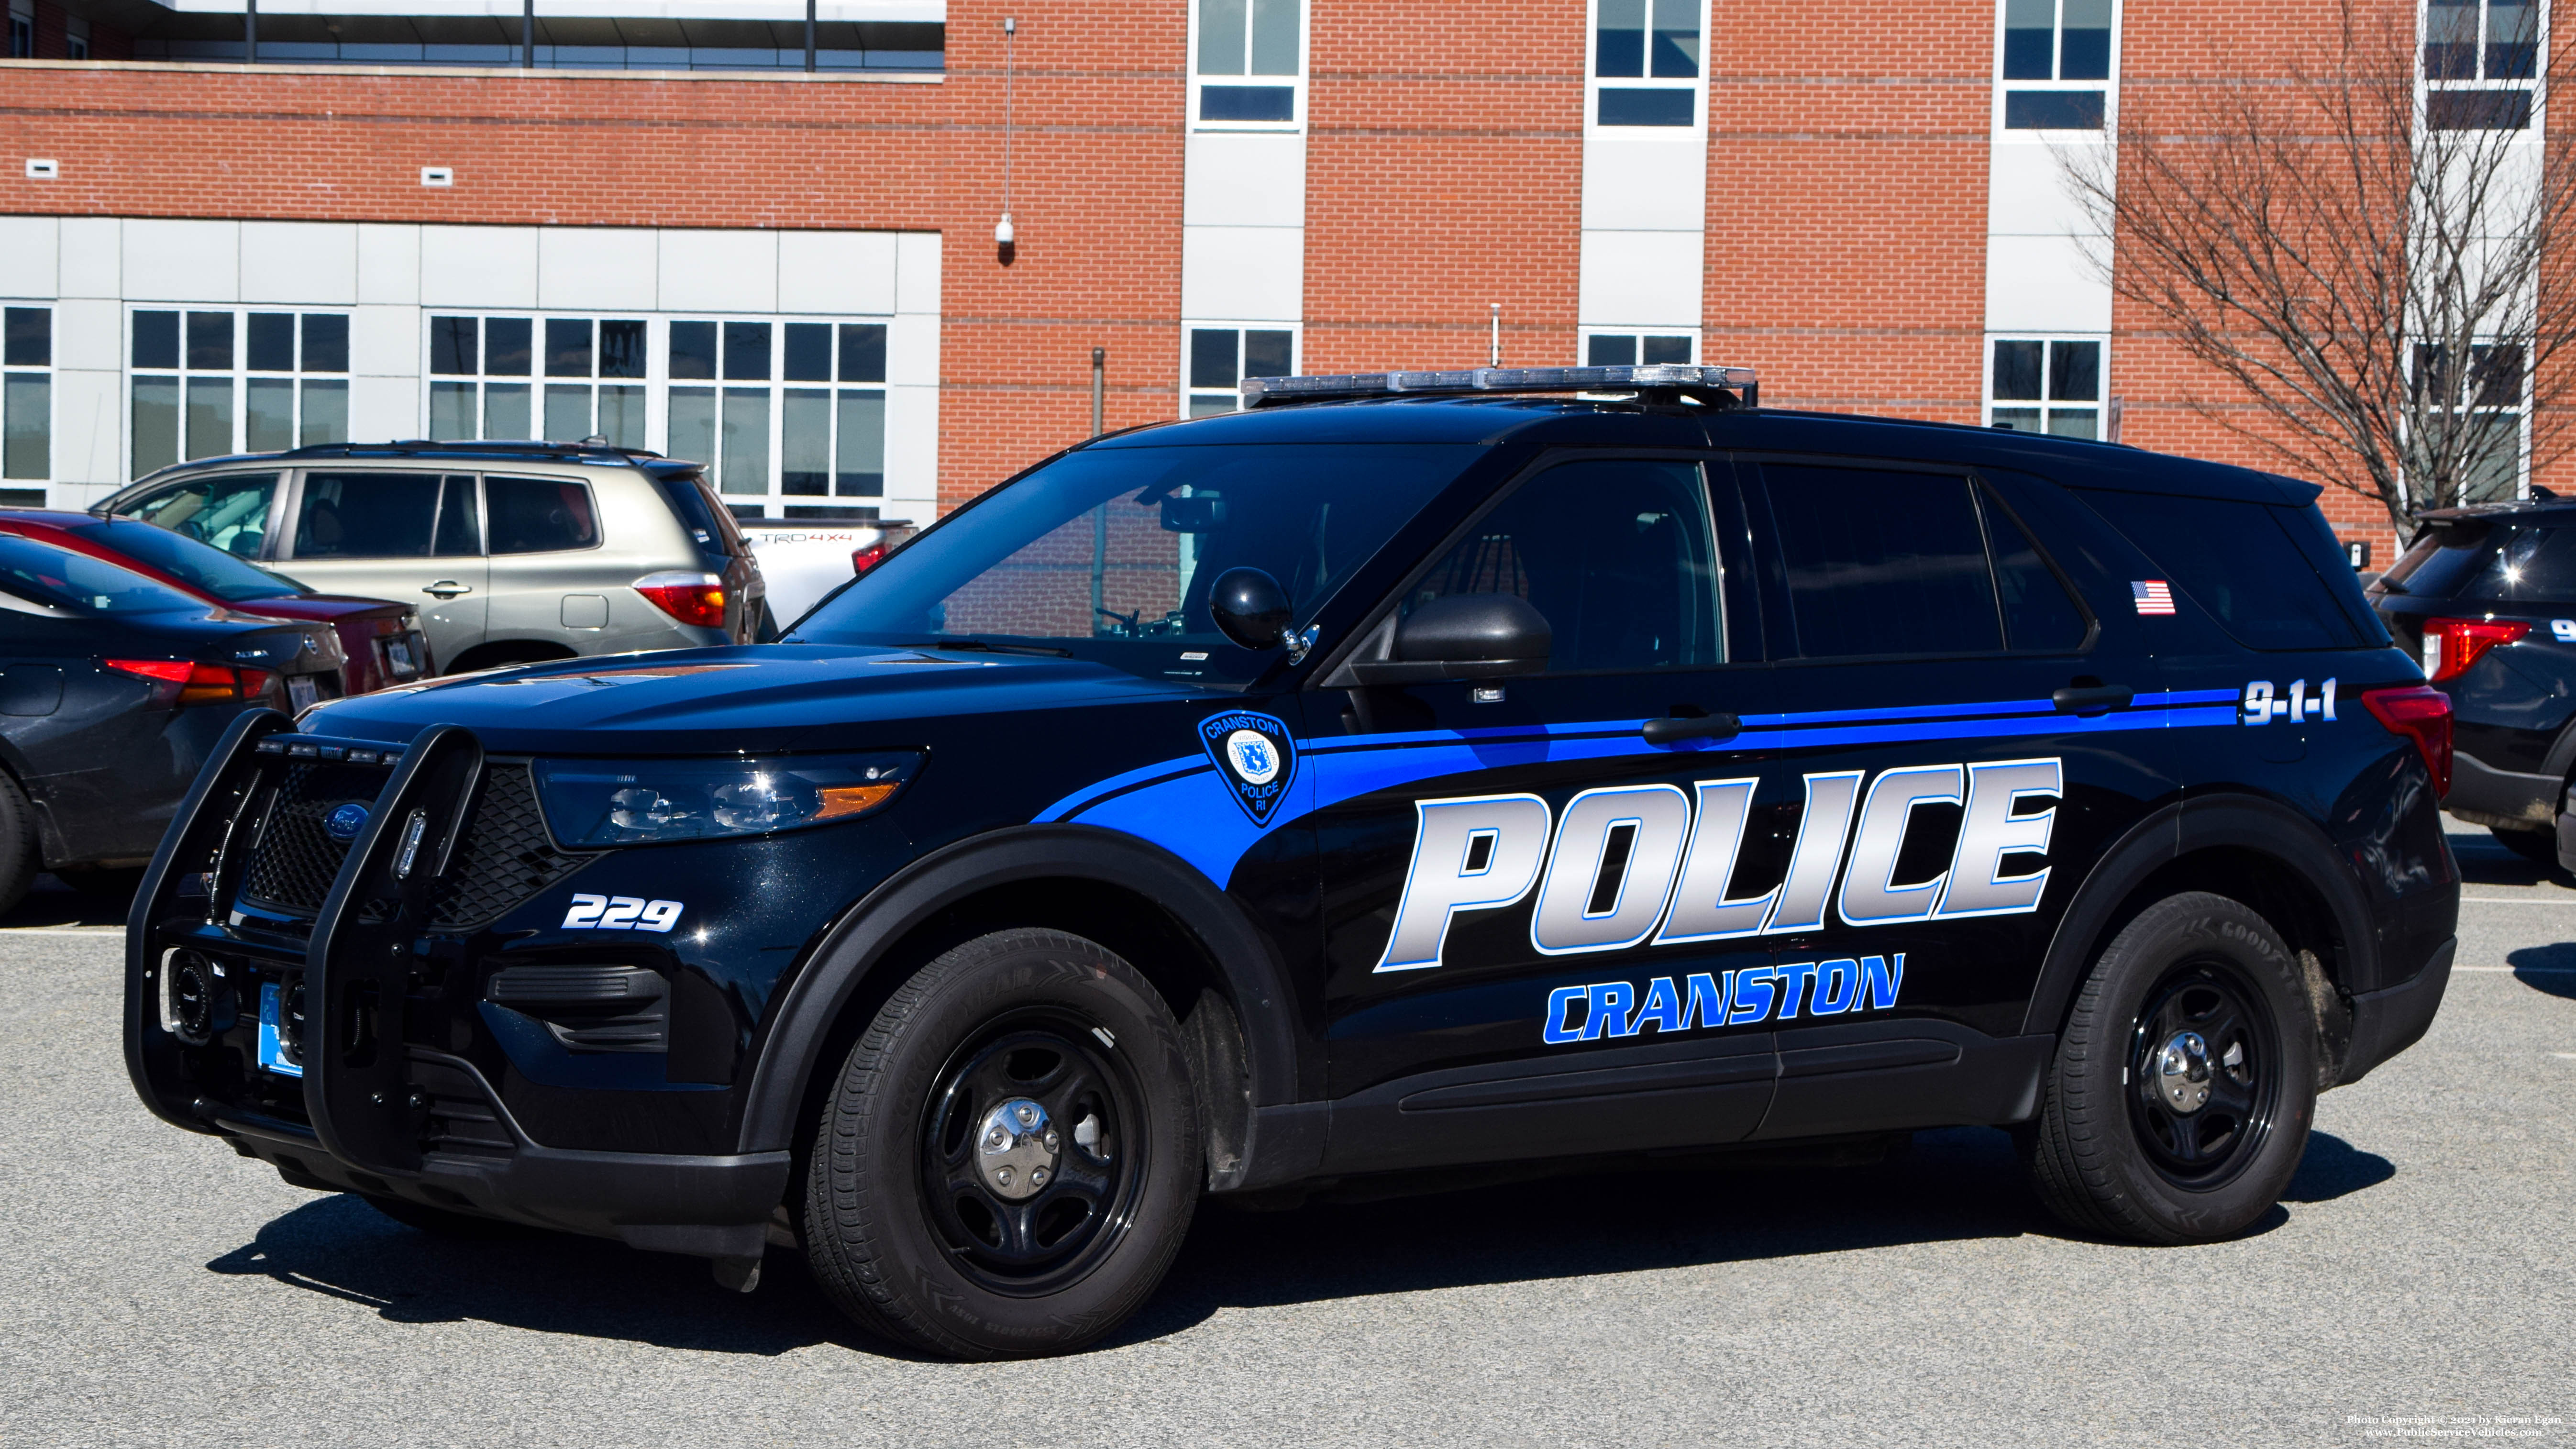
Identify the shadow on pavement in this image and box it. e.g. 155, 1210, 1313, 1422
1, 875, 137, 929
2282, 1131, 2395, 1203
210, 1122, 2388, 1358
2445, 829, 2572, 890
2506, 944, 2576, 998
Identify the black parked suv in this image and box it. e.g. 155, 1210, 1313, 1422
125, 365, 2457, 1360
2370, 497, 2576, 868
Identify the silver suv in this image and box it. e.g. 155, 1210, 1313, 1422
96, 442, 766, 674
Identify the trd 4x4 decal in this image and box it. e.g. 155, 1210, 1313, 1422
1374, 760, 2061, 973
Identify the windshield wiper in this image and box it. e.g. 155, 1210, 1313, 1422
902, 638, 1074, 658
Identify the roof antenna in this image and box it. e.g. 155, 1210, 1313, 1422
1488, 303, 1501, 367
995, 18, 1018, 261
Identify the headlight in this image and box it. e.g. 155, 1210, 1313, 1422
532, 751, 922, 847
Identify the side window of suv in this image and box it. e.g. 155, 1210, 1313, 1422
1761, 465, 2087, 657
294, 472, 480, 559
486, 476, 600, 555
2078, 488, 2381, 650
111, 472, 279, 559
1404, 457, 1721, 672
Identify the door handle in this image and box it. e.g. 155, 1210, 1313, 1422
1642, 711, 1741, 745
422, 581, 473, 599
2052, 683, 2134, 716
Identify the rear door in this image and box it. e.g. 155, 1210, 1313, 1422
1733, 455, 2170, 1139
482, 474, 669, 654
277, 470, 486, 665
1310, 452, 1783, 1174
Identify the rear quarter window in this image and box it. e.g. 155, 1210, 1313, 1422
2462, 525, 2576, 603
2077, 489, 2385, 650
486, 477, 600, 554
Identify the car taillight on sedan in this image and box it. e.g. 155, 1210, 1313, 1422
2420, 616, 2529, 683
633, 572, 728, 629
103, 658, 274, 706
2361, 685, 2455, 796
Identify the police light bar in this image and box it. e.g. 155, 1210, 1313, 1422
1240, 364, 1759, 409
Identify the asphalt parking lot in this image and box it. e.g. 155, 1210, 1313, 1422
2, 819, 2569, 1448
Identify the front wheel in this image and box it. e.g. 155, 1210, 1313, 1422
802, 929, 1201, 1360
2026, 893, 2317, 1244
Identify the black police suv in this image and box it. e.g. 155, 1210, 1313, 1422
0, 533, 346, 913
125, 365, 2457, 1360
2369, 497, 2576, 869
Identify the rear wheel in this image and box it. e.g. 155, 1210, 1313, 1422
2488, 825, 2560, 867
0, 773, 37, 918
803, 929, 1200, 1360
2026, 893, 2317, 1244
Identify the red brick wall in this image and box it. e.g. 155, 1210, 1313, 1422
1303, 1, 1584, 372
1703, 0, 1992, 423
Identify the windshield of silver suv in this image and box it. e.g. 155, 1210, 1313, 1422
790, 441, 1484, 684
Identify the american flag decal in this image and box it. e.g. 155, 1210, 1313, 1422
2131, 580, 2176, 615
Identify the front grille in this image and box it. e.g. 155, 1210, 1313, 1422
429, 764, 597, 929
238, 763, 392, 915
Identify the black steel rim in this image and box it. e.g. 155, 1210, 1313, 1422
917, 1008, 1145, 1296
2125, 959, 2279, 1191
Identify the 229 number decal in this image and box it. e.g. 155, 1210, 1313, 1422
562, 894, 683, 932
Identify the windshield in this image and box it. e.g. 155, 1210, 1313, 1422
791, 442, 1485, 684
0, 534, 210, 617
66, 519, 306, 603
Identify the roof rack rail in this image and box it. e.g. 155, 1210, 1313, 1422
277, 439, 665, 462
1240, 364, 1757, 409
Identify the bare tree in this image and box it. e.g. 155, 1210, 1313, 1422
2063, 1, 2576, 532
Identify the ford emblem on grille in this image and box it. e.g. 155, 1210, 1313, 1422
324, 802, 371, 843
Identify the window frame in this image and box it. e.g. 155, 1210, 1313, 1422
1587, 0, 1710, 133
2410, 340, 2532, 503
1182, 323, 1301, 418
1581, 331, 1700, 367
126, 305, 353, 481
1984, 334, 2108, 440
2421, 0, 2547, 131
1, 301, 52, 496
1187, 0, 1309, 133
1993, 0, 2123, 137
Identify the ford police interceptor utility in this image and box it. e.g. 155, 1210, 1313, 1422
124, 364, 2458, 1360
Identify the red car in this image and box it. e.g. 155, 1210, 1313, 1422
0, 511, 432, 698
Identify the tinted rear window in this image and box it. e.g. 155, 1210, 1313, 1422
1762, 465, 2002, 657
486, 477, 600, 554
67, 519, 304, 603
2375, 526, 2493, 599
2463, 526, 2576, 603
2078, 490, 2381, 650
0, 535, 203, 616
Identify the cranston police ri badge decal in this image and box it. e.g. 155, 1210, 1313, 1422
1199, 709, 1298, 826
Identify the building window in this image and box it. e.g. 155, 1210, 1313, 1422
1593, 0, 1701, 126
3, 307, 48, 491
123, 14, 943, 72
1585, 333, 1694, 366
2000, 0, 2113, 130
2425, 0, 2540, 129
430, 314, 650, 448
1988, 337, 2102, 438
7, 0, 31, 58
1186, 327, 1294, 416
2414, 342, 2526, 503
1193, 0, 1302, 126
131, 309, 350, 475
65, 15, 88, 59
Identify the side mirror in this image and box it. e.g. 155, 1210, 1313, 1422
1209, 566, 1294, 653
1351, 593, 1552, 683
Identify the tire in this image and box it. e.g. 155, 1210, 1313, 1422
0, 772, 37, 919
360, 1193, 542, 1239
802, 928, 1201, 1360
2488, 825, 2560, 866
2026, 892, 2317, 1244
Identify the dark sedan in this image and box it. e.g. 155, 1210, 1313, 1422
0, 510, 431, 696
0, 533, 345, 911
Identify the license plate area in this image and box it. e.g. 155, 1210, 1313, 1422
287, 675, 321, 712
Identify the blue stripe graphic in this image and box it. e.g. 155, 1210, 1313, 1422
1042, 692, 2247, 888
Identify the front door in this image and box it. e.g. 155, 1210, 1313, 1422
1310, 453, 1783, 1174
276, 470, 486, 666
1731, 455, 2173, 1140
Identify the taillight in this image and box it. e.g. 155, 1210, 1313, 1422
851, 542, 892, 575
2420, 615, 2529, 682
2362, 685, 2455, 796
103, 659, 275, 706
633, 572, 727, 629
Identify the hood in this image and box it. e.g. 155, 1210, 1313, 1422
296, 643, 1202, 755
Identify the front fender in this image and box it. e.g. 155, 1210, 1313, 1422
734, 824, 1305, 1167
